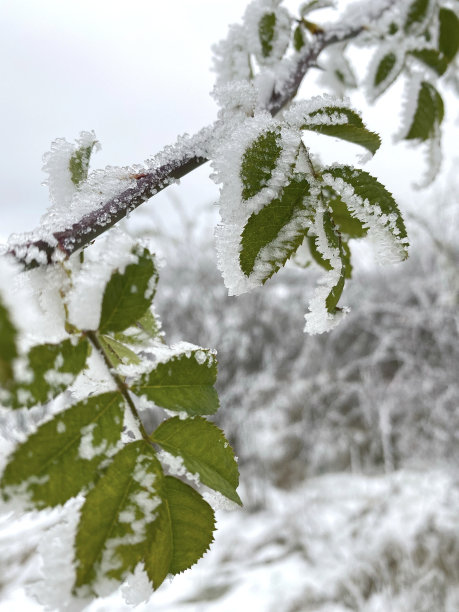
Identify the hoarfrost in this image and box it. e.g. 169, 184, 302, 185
244, 0, 291, 67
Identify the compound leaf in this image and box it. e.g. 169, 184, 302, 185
152, 416, 241, 505
404, 0, 431, 32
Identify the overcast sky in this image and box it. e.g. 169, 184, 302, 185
1, 0, 457, 242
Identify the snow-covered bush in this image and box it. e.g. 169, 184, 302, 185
1, 0, 458, 607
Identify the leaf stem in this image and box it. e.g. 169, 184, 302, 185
85, 330, 152, 445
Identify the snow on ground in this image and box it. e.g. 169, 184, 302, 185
1, 469, 458, 611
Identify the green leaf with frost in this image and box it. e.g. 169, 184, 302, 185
323, 165, 408, 260
69, 141, 98, 187
240, 130, 282, 201
0, 298, 17, 388
6, 337, 89, 409
113, 308, 162, 346
259, 12, 276, 57
293, 25, 305, 51
151, 416, 241, 505
409, 48, 448, 75
439, 8, 459, 62
371, 51, 404, 97
404, 0, 431, 32
132, 349, 219, 416
240, 177, 312, 280
0, 392, 124, 509
329, 196, 367, 238
99, 248, 158, 334
99, 335, 140, 367
405, 81, 444, 141
145, 476, 215, 589
301, 107, 381, 155
74, 441, 163, 589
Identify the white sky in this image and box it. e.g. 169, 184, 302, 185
0, 0, 457, 241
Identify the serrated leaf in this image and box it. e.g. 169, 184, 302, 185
323, 165, 408, 260
132, 349, 219, 416
0, 298, 17, 389
145, 476, 215, 589
240, 177, 311, 280
74, 441, 163, 589
240, 130, 282, 201
439, 8, 459, 62
99, 334, 140, 367
409, 48, 448, 75
151, 416, 241, 505
6, 337, 89, 409
69, 141, 97, 187
99, 248, 158, 334
293, 25, 305, 51
330, 196, 367, 238
259, 12, 276, 57
301, 107, 381, 155
0, 392, 125, 508
405, 81, 444, 141
404, 0, 431, 32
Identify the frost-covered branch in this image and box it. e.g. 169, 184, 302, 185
9, 18, 370, 269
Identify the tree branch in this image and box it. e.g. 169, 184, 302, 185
9, 21, 366, 269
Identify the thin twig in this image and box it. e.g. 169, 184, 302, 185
85, 330, 153, 445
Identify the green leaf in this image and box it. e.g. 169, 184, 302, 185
301, 107, 381, 155
74, 441, 164, 589
69, 141, 98, 187
240, 177, 311, 280
409, 49, 448, 75
0, 392, 125, 509
240, 130, 282, 201
132, 348, 219, 416
322, 211, 346, 312
99, 248, 158, 334
330, 196, 367, 238
259, 12, 276, 57
308, 235, 332, 271
405, 81, 444, 141
99, 334, 140, 367
439, 8, 459, 62
374, 52, 396, 86
0, 298, 17, 389
6, 337, 89, 409
293, 25, 305, 51
323, 165, 408, 260
145, 476, 215, 589
404, 0, 431, 32
371, 51, 404, 97
151, 416, 241, 505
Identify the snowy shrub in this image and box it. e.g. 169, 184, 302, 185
1, 0, 459, 607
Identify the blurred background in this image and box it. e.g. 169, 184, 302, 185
1, 1, 459, 610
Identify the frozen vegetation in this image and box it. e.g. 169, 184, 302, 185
1, 0, 459, 608
2, 190, 458, 610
